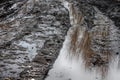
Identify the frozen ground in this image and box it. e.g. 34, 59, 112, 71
0, 0, 120, 80
0, 0, 70, 79
45, 1, 120, 80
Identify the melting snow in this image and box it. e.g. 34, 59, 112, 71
45, 28, 101, 80
45, 1, 120, 80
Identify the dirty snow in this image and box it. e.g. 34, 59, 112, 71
45, 1, 120, 80
45, 23, 102, 80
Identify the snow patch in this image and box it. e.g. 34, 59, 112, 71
45, 1, 120, 80
45, 30, 101, 80
62, 1, 69, 11
18, 41, 37, 61
107, 56, 120, 80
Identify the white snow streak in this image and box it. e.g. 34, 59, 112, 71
45, 1, 120, 80
18, 41, 37, 61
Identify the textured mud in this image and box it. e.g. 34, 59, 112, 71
0, 0, 120, 80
